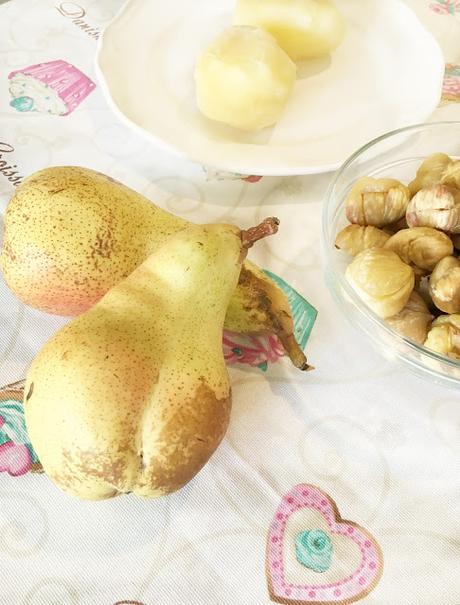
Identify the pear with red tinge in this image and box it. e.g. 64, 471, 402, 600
24, 220, 280, 500
0, 166, 309, 370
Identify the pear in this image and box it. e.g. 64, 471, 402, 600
1, 166, 308, 370
24, 219, 279, 499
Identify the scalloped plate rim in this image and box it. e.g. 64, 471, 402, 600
95, 0, 445, 176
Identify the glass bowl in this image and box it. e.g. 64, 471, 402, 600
322, 121, 460, 389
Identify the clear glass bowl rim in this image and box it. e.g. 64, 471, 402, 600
322, 120, 460, 374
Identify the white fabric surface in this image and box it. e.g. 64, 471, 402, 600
0, 1, 459, 604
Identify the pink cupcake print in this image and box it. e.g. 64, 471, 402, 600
0, 439, 33, 477
430, 0, 460, 14
443, 63, 460, 102
0, 384, 41, 476
8, 60, 96, 116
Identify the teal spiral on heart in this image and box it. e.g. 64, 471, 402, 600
295, 529, 333, 573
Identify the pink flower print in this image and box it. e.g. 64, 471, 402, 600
223, 331, 284, 370
443, 64, 460, 101
0, 440, 33, 476
430, 0, 460, 14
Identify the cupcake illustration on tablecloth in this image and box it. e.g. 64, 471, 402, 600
0, 381, 41, 476
442, 63, 460, 103
430, 0, 460, 14
8, 60, 96, 116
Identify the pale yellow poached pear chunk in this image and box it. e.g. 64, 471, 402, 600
24, 219, 279, 500
234, 0, 345, 61
194, 25, 296, 131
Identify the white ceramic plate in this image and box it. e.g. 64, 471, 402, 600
96, 0, 444, 176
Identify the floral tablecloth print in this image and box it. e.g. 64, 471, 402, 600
0, 1, 459, 604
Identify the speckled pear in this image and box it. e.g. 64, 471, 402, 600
24, 220, 278, 499
1, 166, 308, 370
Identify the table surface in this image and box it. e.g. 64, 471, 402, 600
0, 1, 459, 604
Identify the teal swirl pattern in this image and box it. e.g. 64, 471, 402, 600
295, 529, 333, 573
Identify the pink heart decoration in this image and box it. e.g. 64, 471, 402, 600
267, 484, 383, 605
0, 441, 32, 476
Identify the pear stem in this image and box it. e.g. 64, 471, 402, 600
278, 333, 314, 372
241, 217, 280, 248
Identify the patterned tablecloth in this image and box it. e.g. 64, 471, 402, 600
0, 1, 459, 604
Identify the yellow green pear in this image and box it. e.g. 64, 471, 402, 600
24, 219, 278, 499
1, 166, 308, 370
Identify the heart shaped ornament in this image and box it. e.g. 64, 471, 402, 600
267, 485, 383, 604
